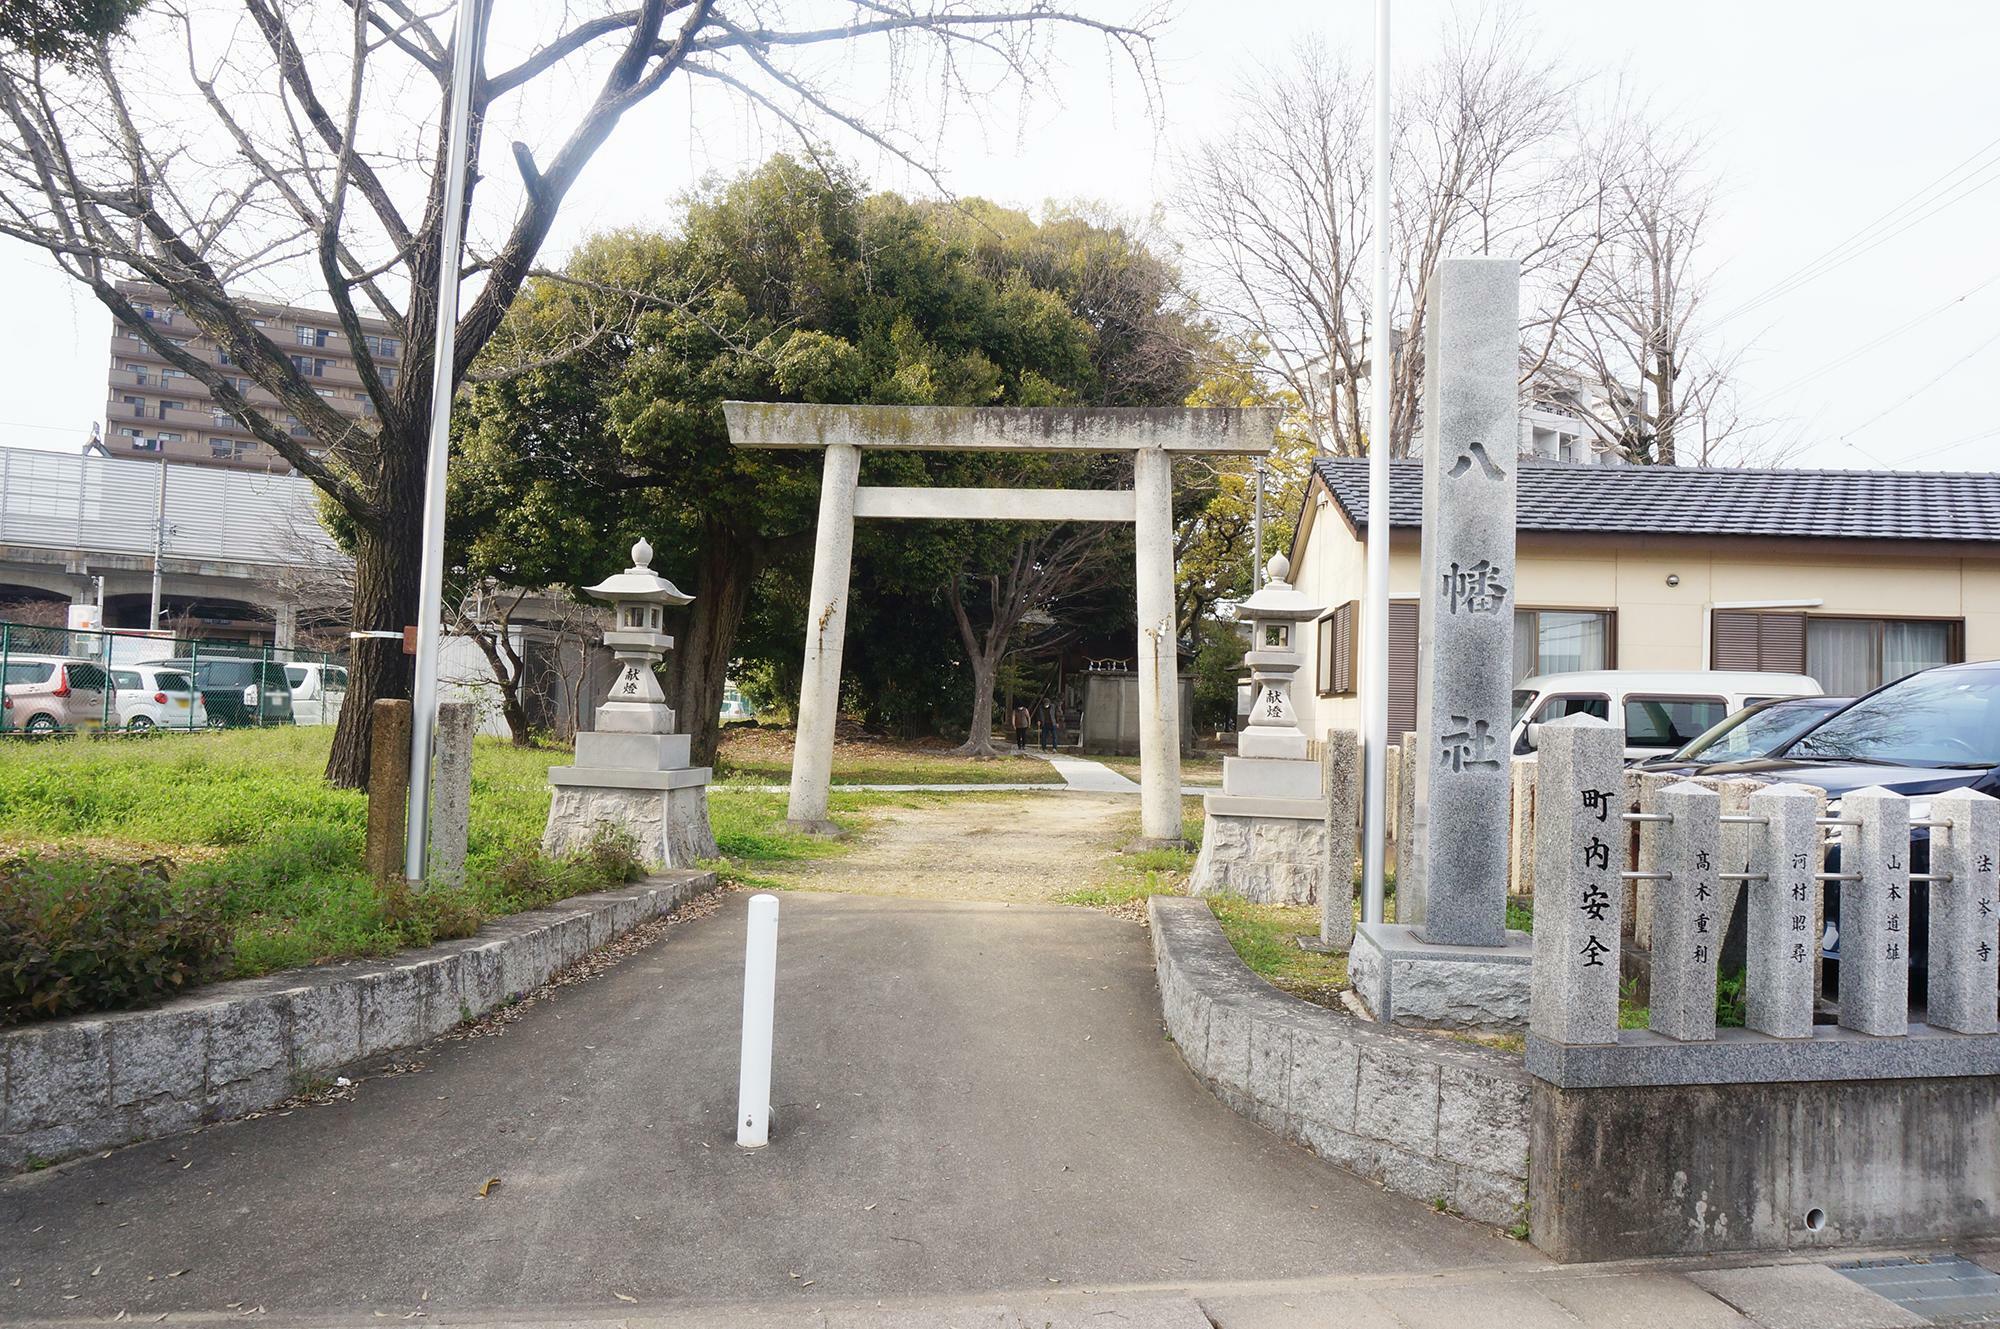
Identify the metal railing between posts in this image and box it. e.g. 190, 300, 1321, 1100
0, 620, 348, 737
1526, 715, 2000, 1087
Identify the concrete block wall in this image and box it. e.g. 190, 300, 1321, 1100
1149, 896, 1530, 1226
1, 872, 714, 1172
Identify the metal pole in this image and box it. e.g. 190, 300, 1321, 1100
1360, 0, 1394, 926
149, 454, 166, 630
736, 893, 781, 1148
1251, 457, 1265, 588
405, 0, 487, 882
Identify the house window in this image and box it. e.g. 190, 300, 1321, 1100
116, 426, 138, 438
1712, 610, 1962, 694
1317, 600, 1359, 697
210, 438, 233, 457
156, 431, 182, 444
364, 334, 400, 360
296, 325, 328, 347
218, 348, 233, 366
380, 366, 397, 387
157, 400, 179, 419
122, 395, 145, 415
1513, 609, 1614, 684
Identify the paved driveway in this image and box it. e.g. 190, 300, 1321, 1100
0, 891, 1535, 1320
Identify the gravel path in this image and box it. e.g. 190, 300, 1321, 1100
766, 792, 1133, 903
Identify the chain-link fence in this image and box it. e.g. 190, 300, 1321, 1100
0, 620, 348, 736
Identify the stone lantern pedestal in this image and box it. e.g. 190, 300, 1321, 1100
1189, 555, 1330, 905
542, 539, 717, 867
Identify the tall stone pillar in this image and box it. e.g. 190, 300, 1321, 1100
787, 443, 862, 832
1133, 445, 1184, 843
1410, 257, 1520, 947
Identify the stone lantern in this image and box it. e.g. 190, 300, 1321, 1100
1188, 553, 1331, 904
542, 537, 717, 868
585, 537, 693, 735
1236, 553, 1322, 762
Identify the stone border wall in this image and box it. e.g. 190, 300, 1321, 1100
2, 871, 715, 1172
1149, 895, 1530, 1225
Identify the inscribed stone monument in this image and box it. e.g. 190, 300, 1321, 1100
1408, 257, 1520, 947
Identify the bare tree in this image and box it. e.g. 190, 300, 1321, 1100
1542, 113, 1738, 466
0, 0, 1162, 785
1179, 11, 1613, 458
947, 524, 1124, 759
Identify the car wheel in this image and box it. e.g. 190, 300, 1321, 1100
127, 716, 156, 734
24, 714, 58, 736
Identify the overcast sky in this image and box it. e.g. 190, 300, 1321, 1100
4, 0, 1996, 472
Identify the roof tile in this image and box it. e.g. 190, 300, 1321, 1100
1312, 457, 2000, 543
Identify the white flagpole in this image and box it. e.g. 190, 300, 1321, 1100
405, 0, 487, 882
1359, 0, 1394, 925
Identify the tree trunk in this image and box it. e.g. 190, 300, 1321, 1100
671, 522, 758, 769
325, 452, 423, 788
956, 655, 1002, 758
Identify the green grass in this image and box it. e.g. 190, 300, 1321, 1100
1617, 970, 1749, 1031
714, 751, 1062, 787
0, 729, 642, 988
1206, 895, 1349, 1005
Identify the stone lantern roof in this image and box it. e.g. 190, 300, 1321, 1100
1238, 554, 1321, 622
584, 538, 693, 606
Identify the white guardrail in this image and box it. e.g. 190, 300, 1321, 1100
0, 444, 343, 567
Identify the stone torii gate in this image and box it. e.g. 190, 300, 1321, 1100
722, 402, 1280, 843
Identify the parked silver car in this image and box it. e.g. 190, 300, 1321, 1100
111, 664, 208, 732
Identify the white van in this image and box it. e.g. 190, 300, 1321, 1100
285, 661, 349, 726
1512, 670, 1822, 761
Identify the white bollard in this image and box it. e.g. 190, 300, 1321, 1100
736, 893, 781, 1148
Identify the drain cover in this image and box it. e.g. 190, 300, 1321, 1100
1836, 1255, 2000, 1324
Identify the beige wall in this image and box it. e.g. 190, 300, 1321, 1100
1288, 477, 2000, 742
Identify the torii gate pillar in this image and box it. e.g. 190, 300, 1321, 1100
723, 403, 1281, 844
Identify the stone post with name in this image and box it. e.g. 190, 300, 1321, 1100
1528, 714, 1626, 1047
1926, 786, 2000, 1034
1408, 257, 1520, 946
1650, 780, 1724, 1042
1840, 786, 1911, 1037
1744, 782, 1821, 1039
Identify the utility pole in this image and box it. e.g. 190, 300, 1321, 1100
149, 452, 167, 630
405, 0, 490, 883
1359, 0, 1395, 926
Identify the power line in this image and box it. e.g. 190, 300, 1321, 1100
1899, 424, 2000, 466
1756, 268, 2000, 401
1833, 324, 2000, 445
1714, 134, 2000, 325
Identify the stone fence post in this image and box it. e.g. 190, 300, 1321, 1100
1744, 783, 1821, 1039
1841, 787, 1911, 1037
1650, 781, 1723, 1042
429, 700, 478, 889
1927, 787, 2000, 1035
1528, 714, 1625, 1046
365, 698, 412, 885
1321, 729, 1359, 948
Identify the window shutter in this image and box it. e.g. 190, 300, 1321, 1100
1330, 600, 1359, 695
1712, 611, 1761, 671
1389, 599, 1419, 736
1758, 613, 1806, 672
1713, 610, 1806, 672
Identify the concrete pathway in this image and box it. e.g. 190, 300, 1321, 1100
716, 751, 1219, 797
0, 892, 1530, 1322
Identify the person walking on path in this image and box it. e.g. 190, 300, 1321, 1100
1039, 700, 1060, 751
1012, 703, 1033, 753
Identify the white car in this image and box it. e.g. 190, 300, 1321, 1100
110, 664, 207, 732
1512, 669, 1823, 762
285, 661, 349, 726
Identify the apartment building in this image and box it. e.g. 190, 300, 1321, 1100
102, 280, 400, 473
